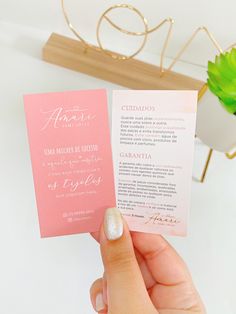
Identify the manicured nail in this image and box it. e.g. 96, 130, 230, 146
104, 208, 123, 241
95, 293, 105, 312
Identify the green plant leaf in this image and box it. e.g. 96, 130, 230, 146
207, 48, 236, 115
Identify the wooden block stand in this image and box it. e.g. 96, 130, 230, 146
43, 33, 205, 92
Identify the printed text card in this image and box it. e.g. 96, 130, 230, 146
112, 90, 197, 236
24, 90, 115, 237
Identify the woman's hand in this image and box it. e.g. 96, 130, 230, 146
90, 208, 205, 314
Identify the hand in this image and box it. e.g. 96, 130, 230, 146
90, 208, 205, 314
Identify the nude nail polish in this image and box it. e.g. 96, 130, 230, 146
104, 208, 123, 241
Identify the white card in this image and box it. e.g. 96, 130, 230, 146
112, 90, 197, 236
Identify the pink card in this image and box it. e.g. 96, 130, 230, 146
24, 90, 116, 238
112, 90, 197, 237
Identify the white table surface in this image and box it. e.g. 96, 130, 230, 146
0, 21, 235, 314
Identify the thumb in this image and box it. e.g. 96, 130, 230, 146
100, 208, 157, 314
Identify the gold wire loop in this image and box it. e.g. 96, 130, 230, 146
96, 4, 148, 60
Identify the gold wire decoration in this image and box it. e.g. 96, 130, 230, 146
61, 0, 175, 70
61, 0, 235, 74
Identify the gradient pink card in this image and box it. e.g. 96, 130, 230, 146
24, 90, 116, 238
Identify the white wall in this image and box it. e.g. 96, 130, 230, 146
1, 0, 235, 66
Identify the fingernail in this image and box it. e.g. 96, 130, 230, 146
104, 208, 123, 241
95, 293, 105, 312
